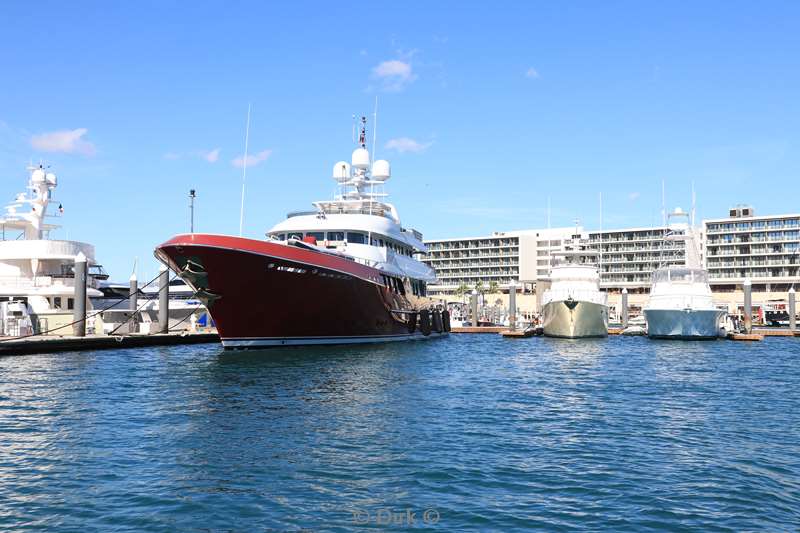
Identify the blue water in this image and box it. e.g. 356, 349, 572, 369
1, 336, 799, 532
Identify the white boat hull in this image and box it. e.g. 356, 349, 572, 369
644, 308, 725, 340
542, 300, 608, 338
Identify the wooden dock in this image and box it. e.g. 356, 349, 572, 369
0, 331, 220, 356
728, 332, 764, 341
451, 326, 505, 334
500, 329, 536, 338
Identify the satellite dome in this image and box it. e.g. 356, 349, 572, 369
372, 159, 391, 181
351, 147, 370, 170
31, 169, 46, 183
674, 207, 684, 214
332, 161, 350, 183
46, 172, 57, 185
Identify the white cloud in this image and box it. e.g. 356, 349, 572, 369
525, 67, 540, 79
30, 128, 96, 156
232, 149, 272, 168
385, 137, 433, 154
372, 59, 417, 92
202, 148, 220, 163
628, 192, 641, 201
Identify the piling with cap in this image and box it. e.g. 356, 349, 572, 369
743, 278, 752, 334
158, 265, 169, 334
129, 272, 138, 334
470, 290, 479, 327
789, 287, 796, 332
72, 252, 87, 337
621, 288, 629, 329
508, 284, 517, 331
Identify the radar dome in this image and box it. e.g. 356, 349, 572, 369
31, 169, 46, 183
46, 172, 57, 186
332, 161, 351, 183
372, 160, 391, 181
351, 147, 370, 170
674, 207, 684, 214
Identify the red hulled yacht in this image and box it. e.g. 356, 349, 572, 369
155, 117, 448, 348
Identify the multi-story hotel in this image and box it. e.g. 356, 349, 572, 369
423, 227, 576, 296
703, 206, 800, 292
587, 226, 687, 292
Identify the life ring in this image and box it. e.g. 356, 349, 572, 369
442, 309, 451, 332
407, 312, 417, 334
432, 310, 443, 333
419, 309, 432, 336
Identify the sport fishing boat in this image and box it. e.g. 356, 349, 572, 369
155, 116, 448, 348
540, 232, 608, 338
643, 207, 726, 339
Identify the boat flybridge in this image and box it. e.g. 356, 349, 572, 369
155, 115, 447, 348
541, 229, 609, 338
643, 207, 726, 339
0, 165, 107, 336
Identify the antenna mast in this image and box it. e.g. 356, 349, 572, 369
238, 103, 251, 237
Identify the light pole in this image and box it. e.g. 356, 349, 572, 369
189, 189, 196, 233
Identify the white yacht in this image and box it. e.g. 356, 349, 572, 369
644, 207, 726, 339
0, 165, 106, 336
541, 233, 608, 338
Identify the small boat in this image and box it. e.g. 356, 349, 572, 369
644, 207, 726, 340
541, 231, 608, 338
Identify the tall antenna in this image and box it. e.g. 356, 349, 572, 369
238, 103, 251, 237
599, 191, 603, 278
371, 96, 378, 165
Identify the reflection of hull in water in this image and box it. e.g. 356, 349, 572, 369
542, 300, 608, 338
644, 308, 725, 340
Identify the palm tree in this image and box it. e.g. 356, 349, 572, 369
488, 281, 499, 295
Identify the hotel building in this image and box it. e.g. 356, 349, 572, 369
703, 206, 800, 292
423, 227, 577, 296
587, 226, 687, 292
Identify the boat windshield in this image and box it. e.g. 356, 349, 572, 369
653, 268, 708, 284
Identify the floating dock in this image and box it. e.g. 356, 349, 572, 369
451, 326, 506, 334
500, 329, 536, 338
0, 331, 220, 356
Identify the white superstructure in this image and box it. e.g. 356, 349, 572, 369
0, 165, 105, 335
644, 207, 725, 339
266, 116, 437, 291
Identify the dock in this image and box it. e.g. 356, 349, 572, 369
0, 331, 220, 356
500, 329, 536, 338
451, 326, 505, 334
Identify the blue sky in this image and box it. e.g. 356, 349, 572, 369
1, 1, 799, 280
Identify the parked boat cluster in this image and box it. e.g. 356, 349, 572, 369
1, 115, 797, 348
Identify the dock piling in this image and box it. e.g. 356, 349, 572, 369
508, 285, 517, 331
621, 288, 629, 329
158, 265, 169, 334
743, 278, 752, 334
470, 290, 478, 327
789, 287, 796, 332
129, 273, 138, 334
72, 252, 87, 337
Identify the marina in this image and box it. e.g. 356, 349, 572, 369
3, 2, 800, 531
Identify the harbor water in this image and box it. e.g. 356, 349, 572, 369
1, 336, 799, 531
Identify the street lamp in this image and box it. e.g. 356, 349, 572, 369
189, 189, 196, 233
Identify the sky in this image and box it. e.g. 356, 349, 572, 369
1, 1, 799, 280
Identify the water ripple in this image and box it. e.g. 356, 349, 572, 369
0, 336, 799, 531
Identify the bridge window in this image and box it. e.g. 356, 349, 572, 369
305, 232, 325, 242
347, 232, 366, 244
327, 232, 344, 241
